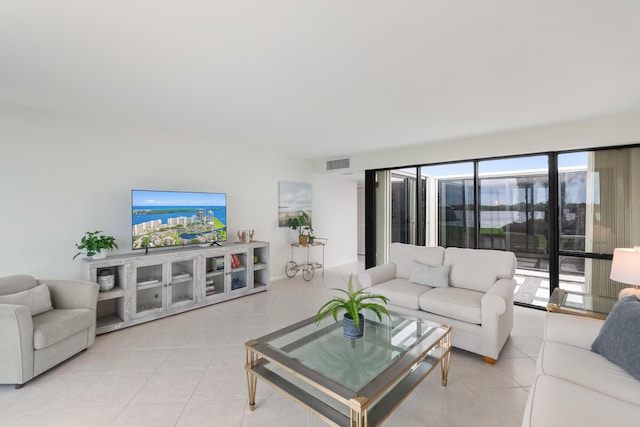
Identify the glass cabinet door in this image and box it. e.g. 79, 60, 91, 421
132, 261, 165, 318
204, 255, 226, 299
168, 258, 197, 308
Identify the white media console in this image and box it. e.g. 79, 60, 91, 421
83, 241, 269, 334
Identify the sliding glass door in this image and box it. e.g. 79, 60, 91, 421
366, 144, 640, 306
477, 156, 550, 305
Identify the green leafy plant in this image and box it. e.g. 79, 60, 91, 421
316, 274, 390, 332
287, 210, 313, 237
73, 231, 118, 259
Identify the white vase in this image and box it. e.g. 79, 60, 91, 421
91, 251, 107, 260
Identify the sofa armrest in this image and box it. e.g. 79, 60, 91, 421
481, 278, 516, 360
39, 279, 99, 311
358, 263, 396, 288
0, 304, 34, 384
544, 312, 604, 350
482, 278, 516, 315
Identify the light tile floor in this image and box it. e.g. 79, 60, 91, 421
0, 263, 545, 426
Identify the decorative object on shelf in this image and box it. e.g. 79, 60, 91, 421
610, 247, 640, 299
237, 229, 254, 243
232, 278, 243, 290
73, 231, 118, 260
231, 254, 241, 268
315, 274, 390, 339
287, 210, 314, 245
97, 269, 115, 292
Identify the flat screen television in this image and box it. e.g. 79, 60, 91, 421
131, 190, 227, 250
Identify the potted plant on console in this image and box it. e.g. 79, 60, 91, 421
287, 210, 313, 245
316, 275, 390, 339
73, 230, 118, 260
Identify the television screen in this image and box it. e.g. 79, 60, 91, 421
132, 190, 227, 250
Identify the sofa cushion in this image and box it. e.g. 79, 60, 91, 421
539, 340, 640, 406
32, 308, 94, 350
409, 262, 450, 288
0, 283, 53, 316
419, 287, 483, 324
524, 374, 640, 427
444, 247, 516, 292
390, 243, 445, 279
591, 295, 640, 381
373, 278, 431, 310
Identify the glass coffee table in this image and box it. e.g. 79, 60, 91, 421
245, 311, 451, 427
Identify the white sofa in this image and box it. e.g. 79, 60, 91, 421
359, 243, 517, 362
522, 312, 640, 426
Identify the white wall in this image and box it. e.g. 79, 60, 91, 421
5, 105, 637, 281
311, 175, 359, 268
348, 111, 640, 170
0, 104, 359, 280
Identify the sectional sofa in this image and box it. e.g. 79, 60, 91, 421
359, 243, 517, 363
522, 310, 640, 426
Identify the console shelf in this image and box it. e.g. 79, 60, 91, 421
83, 241, 270, 334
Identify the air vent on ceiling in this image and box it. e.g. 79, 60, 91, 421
326, 158, 350, 171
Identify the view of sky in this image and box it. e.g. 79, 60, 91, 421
403, 151, 588, 178
132, 190, 226, 207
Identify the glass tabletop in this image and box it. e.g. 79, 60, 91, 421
561, 290, 617, 316
261, 312, 438, 390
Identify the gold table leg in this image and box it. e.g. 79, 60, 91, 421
245, 347, 258, 410
349, 396, 367, 427
441, 333, 451, 386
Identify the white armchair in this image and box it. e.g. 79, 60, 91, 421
0, 274, 98, 388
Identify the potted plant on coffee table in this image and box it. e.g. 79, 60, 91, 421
73, 231, 118, 260
316, 274, 390, 338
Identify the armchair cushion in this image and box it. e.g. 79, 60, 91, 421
32, 309, 94, 350
0, 284, 53, 316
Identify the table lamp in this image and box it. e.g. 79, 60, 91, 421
610, 247, 640, 299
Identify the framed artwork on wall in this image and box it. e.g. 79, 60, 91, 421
278, 181, 312, 227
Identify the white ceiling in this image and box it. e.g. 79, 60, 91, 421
2, 1, 640, 160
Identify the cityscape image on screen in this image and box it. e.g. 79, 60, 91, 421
132, 190, 227, 250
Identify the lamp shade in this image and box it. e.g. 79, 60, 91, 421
610, 247, 640, 286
